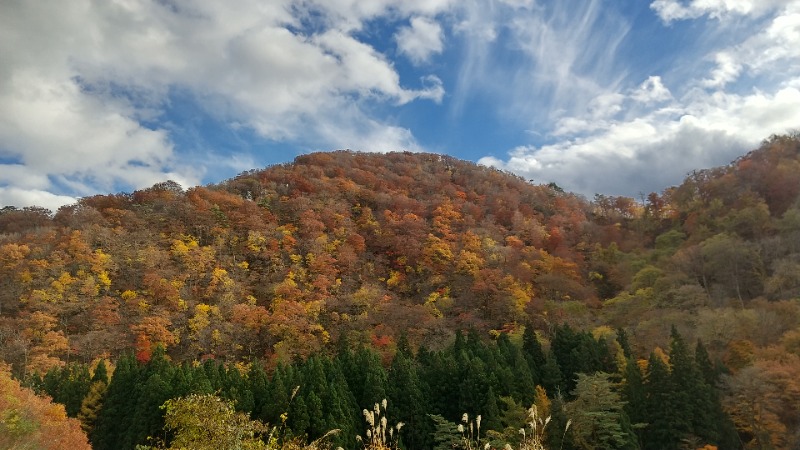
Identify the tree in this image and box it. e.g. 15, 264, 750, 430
700, 233, 763, 306
388, 350, 429, 450
348, 346, 388, 411
522, 325, 546, 385
643, 352, 686, 449
42, 363, 92, 417
78, 379, 107, 434
429, 414, 461, 450
0, 364, 92, 450
668, 327, 721, 445
91, 354, 141, 450
150, 394, 270, 450
248, 361, 271, 421
567, 372, 638, 450
540, 352, 563, 397
621, 358, 647, 446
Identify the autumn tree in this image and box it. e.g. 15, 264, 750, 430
0, 364, 92, 450
145, 394, 271, 450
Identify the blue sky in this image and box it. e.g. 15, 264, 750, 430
2, 0, 799, 211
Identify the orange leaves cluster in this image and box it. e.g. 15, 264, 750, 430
0, 364, 91, 450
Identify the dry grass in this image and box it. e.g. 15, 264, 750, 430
356, 399, 403, 450
515, 404, 570, 450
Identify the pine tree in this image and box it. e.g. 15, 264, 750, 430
91, 354, 141, 450
248, 360, 270, 420
77, 379, 107, 434
511, 350, 536, 405
289, 394, 310, 438
523, 326, 547, 386
567, 372, 639, 450
643, 352, 683, 450
42, 363, 92, 418
546, 394, 571, 450
92, 359, 109, 385
694, 340, 739, 448
429, 414, 461, 450
454, 329, 466, 356
388, 348, 429, 450
127, 372, 173, 449
617, 328, 632, 359
189, 366, 213, 394
483, 386, 502, 431
541, 352, 563, 397
694, 340, 718, 387
170, 363, 193, 399
396, 331, 414, 358
418, 350, 460, 419
621, 358, 647, 446
323, 364, 360, 450
551, 324, 591, 394
305, 390, 326, 439
669, 327, 716, 444
225, 365, 253, 413
458, 356, 490, 417
666, 327, 694, 433
356, 347, 388, 410
262, 366, 291, 425
302, 356, 329, 399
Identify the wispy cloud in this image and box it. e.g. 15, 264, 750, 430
449, 0, 631, 127
480, 0, 800, 197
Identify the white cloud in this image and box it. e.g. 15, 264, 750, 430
650, 0, 786, 22
702, 52, 742, 88
396, 17, 445, 65
0, 187, 77, 213
481, 85, 800, 197
632, 76, 673, 104
480, 0, 800, 197
3, 0, 797, 210
309, 0, 455, 31
692, 7, 800, 91
0, 0, 450, 208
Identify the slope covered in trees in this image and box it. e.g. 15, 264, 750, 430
0, 133, 799, 448
0, 151, 606, 369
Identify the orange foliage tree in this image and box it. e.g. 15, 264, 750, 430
0, 364, 91, 450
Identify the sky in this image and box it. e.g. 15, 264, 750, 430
1, 0, 799, 211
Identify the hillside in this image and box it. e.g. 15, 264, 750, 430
1, 134, 800, 448
1, 151, 612, 366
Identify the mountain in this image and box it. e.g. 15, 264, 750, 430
1, 150, 614, 365
1, 134, 800, 447
2, 136, 800, 363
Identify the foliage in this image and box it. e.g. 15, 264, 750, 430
1, 133, 800, 447
567, 372, 636, 450
0, 364, 91, 450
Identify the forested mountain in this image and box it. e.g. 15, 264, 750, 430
0, 150, 605, 367
1, 133, 799, 449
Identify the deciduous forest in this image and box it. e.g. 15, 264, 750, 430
1, 133, 799, 449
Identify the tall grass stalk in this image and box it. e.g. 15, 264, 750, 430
357, 399, 403, 450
